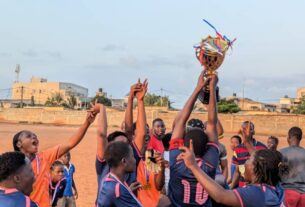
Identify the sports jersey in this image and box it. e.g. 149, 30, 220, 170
0, 187, 38, 207
95, 142, 142, 203
30, 145, 60, 207
97, 173, 143, 207
168, 138, 219, 207
232, 139, 266, 187
233, 184, 285, 207
137, 159, 161, 207
49, 178, 66, 207
147, 133, 164, 153
63, 163, 75, 197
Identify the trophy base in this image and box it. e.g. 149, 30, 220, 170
198, 86, 220, 104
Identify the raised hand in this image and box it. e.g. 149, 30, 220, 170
86, 111, 98, 124
177, 140, 197, 169
135, 79, 148, 101
196, 70, 211, 90
129, 80, 142, 99
240, 121, 252, 143
154, 152, 168, 169
209, 74, 219, 88
129, 181, 142, 193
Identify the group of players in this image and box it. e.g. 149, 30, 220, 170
0, 71, 305, 207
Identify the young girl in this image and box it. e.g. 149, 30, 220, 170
97, 141, 143, 207
179, 140, 288, 207
49, 161, 66, 207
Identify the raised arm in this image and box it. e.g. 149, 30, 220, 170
241, 122, 255, 155
205, 75, 219, 143
58, 109, 98, 158
96, 104, 108, 161
178, 142, 241, 207
134, 79, 148, 152
171, 71, 210, 139
125, 82, 141, 141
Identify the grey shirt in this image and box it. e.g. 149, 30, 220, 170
280, 146, 305, 193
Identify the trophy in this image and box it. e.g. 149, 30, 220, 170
194, 20, 236, 104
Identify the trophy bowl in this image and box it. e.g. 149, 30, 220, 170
195, 35, 230, 73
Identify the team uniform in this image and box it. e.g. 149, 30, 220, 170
280, 146, 305, 207
95, 142, 142, 203
233, 184, 285, 207
0, 187, 38, 207
62, 163, 76, 207
147, 133, 164, 153
97, 173, 143, 207
232, 139, 267, 187
168, 138, 219, 207
49, 178, 67, 207
137, 159, 161, 207
30, 145, 61, 207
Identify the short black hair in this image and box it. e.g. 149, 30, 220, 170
152, 118, 164, 126
231, 135, 242, 144
268, 136, 279, 145
187, 119, 204, 129
107, 131, 128, 143
0, 151, 26, 182
162, 133, 172, 151
288, 127, 302, 141
184, 128, 208, 157
50, 160, 64, 171
104, 142, 131, 168
253, 149, 289, 186
13, 130, 26, 151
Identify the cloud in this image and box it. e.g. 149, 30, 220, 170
98, 44, 125, 52
0, 52, 11, 57
45, 51, 63, 60
22, 49, 38, 57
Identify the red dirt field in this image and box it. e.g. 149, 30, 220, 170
0, 122, 304, 207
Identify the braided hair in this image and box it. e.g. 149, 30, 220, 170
253, 149, 289, 186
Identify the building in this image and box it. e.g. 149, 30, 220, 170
297, 87, 305, 100
12, 77, 88, 108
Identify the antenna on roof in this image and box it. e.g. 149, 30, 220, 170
15, 64, 21, 83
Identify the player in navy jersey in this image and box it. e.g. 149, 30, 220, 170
178, 123, 289, 207
98, 141, 143, 207
95, 80, 148, 202
168, 71, 220, 207
0, 151, 38, 207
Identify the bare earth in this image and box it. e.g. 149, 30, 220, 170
0, 122, 304, 207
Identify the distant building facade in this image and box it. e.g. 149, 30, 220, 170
12, 77, 88, 107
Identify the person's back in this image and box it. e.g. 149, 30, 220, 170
280, 146, 305, 192
0, 188, 38, 207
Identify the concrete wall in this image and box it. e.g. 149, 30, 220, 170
0, 107, 304, 136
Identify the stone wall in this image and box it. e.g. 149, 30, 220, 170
0, 107, 304, 136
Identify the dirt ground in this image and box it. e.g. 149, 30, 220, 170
0, 122, 304, 207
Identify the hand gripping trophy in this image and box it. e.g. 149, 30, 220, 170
194, 19, 236, 104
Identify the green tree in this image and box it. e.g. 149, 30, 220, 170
92, 95, 112, 106
217, 99, 240, 113
144, 93, 171, 108
293, 97, 305, 114
44, 93, 66, 107
67, 94, 77, 109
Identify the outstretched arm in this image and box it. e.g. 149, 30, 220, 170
125, 82, 141, 141
154, 152, 166, 191
240, 122, 255, 154
96, 104, 108, 161
58, 109, 98, 158
178, 143, 241, 207
134, 80, 148, 152
205, 75, 219, 143
171, 71, 210, 139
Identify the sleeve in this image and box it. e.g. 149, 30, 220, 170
42, 145, 60, 163
203, 143, 219, 168
169, 138, 184, 150
97, 182, 115, 207
233, 186, 264, 207
232, 150, 238, 165
131, 142, 142, 166
72, 164, 75, 173
96, 157, 107, 176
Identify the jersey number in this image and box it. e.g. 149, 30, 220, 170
181, 180, 208, 204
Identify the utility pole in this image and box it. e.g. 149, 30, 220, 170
20, 86, 24, 108
160, 88, 164, 107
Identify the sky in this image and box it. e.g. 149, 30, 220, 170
0, 0, 305, 108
